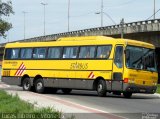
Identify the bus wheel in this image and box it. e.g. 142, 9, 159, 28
35, 78, 45, 93
97, 80, 106, 97
62, 88, 72, 94
123, 92, 132, 98
22, 78, 31, 91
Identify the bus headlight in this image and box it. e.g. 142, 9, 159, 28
153, 82, 157, 85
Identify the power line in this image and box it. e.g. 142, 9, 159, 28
70, 12, 94, 18
103, 0, 137, 8
102, 12, 117, 25
146, 8, 160, 20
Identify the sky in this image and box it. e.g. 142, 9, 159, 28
0, 0, 160, 43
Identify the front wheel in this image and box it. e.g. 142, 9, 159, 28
97, 80, 106, 97
35, 78, 45, 93
22, 78, 31, 91
123, 92, 132, 98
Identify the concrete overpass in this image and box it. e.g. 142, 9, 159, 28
16, 18, 160, 47
0, 18, 160, 82
0, 18, 160, 46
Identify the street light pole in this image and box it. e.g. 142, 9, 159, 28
68, 0, 70, 32
120, 18, 124, 39
41, 2, 48, 36
101, 0, 103, 27
154, 0, 156, 19
22, 11, 27, 40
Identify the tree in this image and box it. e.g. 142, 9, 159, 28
0, 0, 14, 38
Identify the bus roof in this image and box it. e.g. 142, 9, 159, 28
5, 36, 155, 49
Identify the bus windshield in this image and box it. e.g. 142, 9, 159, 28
125, 46, 157, 72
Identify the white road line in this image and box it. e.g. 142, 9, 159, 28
29, 92, 127, 119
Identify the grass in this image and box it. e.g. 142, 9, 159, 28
156, 84, 160, 94
0, 90, 61, 119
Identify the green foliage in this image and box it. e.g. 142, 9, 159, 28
156, 84, 160, 94
0, 0, 14, 38
0, 19, 12, 37
0, 90, 34, 113
0, 90, 61, 119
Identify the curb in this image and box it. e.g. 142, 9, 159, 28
0, 82, 10, 88
154, 93, 160, 97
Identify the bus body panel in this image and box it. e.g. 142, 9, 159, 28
1, 36, 158, 95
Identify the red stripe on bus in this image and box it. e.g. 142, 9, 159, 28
88, 72, 93, 78
15, 62, 24, 76
17, 64, 25, 76
19, 66, 26, 76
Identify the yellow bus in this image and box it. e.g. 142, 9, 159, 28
1, 36, 158, 98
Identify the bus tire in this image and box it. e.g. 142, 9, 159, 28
123, 92, 132, 98
62, 88, 72, 94
22, 78, 32, 91
35, 78, 45, 93
97, 80, 106, 97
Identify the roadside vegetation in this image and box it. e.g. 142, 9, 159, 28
0, 90, 61, 119
156, 84, 160, 94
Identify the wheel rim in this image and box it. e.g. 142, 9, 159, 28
98, 84, 103, 92
37, 82, 43, 90
24, 81, 30, 90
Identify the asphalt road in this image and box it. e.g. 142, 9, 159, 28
0, 82, 160, 119
47, 90, 160, 119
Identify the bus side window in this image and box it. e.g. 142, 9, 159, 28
10, 49, 19, 59
96, 45, 112, 58
5, 49, 12, 59
114, 46, 123, 68
48, 47, 61, 59
79, 46, 96, 58
63, 47, 78, 59
20, 48, 32, 59
33, 48, 47, 59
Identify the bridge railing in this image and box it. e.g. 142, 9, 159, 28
1, 18, 160, 46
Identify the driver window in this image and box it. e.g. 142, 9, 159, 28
114, 46, 123, 68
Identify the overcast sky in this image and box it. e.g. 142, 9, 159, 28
0, 0, 160, 43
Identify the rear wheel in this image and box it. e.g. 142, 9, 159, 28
123, 92, 132, 98
62, 88, 72, 94
35, 78, 45, 93
22, 78, 31, 91
97, 80, 106, 97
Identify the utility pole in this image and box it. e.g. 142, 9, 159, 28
120, 18, 124, 39
101, 0, 103, 27
68, 0, 70, 32
22, 11, 27, 40
154, 0, 156, 19
0, 0, 2, 18
41, 2, 48, 36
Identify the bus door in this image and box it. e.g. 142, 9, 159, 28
112, 45, 124, 91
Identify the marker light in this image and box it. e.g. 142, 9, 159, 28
124, 78, 128, 83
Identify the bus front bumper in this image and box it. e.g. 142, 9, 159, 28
124, 83, 157, 94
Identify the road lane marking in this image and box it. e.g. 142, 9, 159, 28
29, 92, 126, 119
